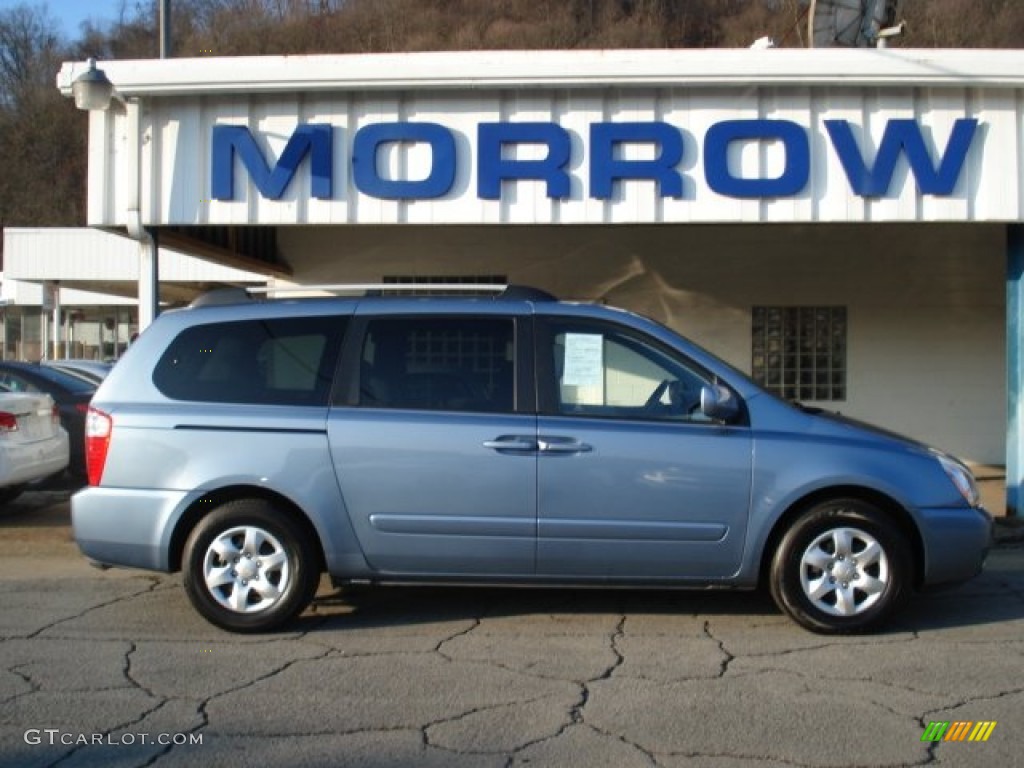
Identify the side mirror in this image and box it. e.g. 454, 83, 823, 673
700, 384, 739, 422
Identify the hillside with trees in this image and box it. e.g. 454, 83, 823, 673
1, 0, 1023, 231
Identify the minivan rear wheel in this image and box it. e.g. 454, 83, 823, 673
769, 499, 911, 634
182, 499, 320, 632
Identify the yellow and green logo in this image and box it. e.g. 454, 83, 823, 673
921, 721, 997, 742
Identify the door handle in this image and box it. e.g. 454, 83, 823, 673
483, 436, 537, 452
538, 437, 593, 454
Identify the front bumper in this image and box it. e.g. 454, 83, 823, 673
72, 486, 192, 572
918, 505, 993, 587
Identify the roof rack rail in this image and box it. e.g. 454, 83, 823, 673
247, 283, 558, 300
247, 283, 504, 295
189, 283, 558, 306
189, 288, 253, 307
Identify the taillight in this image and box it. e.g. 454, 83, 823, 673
85, 407, 113, 486
0, 412, 17, 433
52, 405, 61, 426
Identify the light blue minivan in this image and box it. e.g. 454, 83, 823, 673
72, 286, 991, 633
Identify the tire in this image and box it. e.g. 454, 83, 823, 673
0, 485, 26, 507
769, 498, 912, 634
182, 498, 321, 633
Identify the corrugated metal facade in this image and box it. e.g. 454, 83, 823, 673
3, 228, 266, 283
61, 50, 1024, 229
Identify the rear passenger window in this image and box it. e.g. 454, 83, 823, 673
358, 317, 514, 413
153, 316, 346, 405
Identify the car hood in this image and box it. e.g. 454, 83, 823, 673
798, 405, 933, 455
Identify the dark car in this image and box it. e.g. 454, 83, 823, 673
42, 359, 114, 386
0, 362, 95, 480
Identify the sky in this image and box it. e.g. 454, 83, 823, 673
0, 0, 130, 41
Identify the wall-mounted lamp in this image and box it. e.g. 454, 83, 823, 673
71, 58, 119, 111
65, 57, 159, 329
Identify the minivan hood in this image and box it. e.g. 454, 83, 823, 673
798, 404, 932, 455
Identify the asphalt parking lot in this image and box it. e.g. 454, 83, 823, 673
0, 490, 1022, 768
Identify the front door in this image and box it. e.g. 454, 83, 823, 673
534, 318, 752, 580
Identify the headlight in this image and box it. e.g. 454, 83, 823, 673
935, 452, 981, 508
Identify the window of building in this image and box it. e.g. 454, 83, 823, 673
752, 306, 847, 401
153, 316, 346, 405
358, 316, 514, 413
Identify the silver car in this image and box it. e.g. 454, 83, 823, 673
72, 287, 991, 633
0, 391, 69, 505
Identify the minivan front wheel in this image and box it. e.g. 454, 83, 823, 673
182, 499, 320, 632
769, 499, 911, 634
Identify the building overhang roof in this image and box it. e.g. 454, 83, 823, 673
57, 48, 1024, 98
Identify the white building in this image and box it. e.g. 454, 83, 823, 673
53, 48, 1024, 512
1, 227, 270, 359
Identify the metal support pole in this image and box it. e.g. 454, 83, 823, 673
159, 0, 171, 59
51, 286, 61, 360
138, 229, 160, 332
123, 98, 159, 333
1007, 224, 1023, 518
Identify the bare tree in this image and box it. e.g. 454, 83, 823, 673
902, 0, 1024, 48
0, 4, 62, 109
0, 4, 86, 227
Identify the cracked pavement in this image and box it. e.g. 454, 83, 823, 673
1, 493, 1022, 767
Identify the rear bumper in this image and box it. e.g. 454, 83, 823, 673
71, 486, 191, 572
919, 505, 993, 587
0, 431, 69, 487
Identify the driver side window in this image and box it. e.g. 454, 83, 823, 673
546, 323, 711, 421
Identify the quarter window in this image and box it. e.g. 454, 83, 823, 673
153, 316, 346, 405
358, 317, 515, 413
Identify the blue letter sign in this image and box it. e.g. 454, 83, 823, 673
352, 122, 456, 200
825, 118, 979, 197
211, 124, 332, 200
590, 122, 684, 199
211, 117, 979, 204
477, 123, 572, 200
704, 120, 810, 198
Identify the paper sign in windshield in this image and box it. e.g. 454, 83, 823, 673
563, 333, 604, 388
